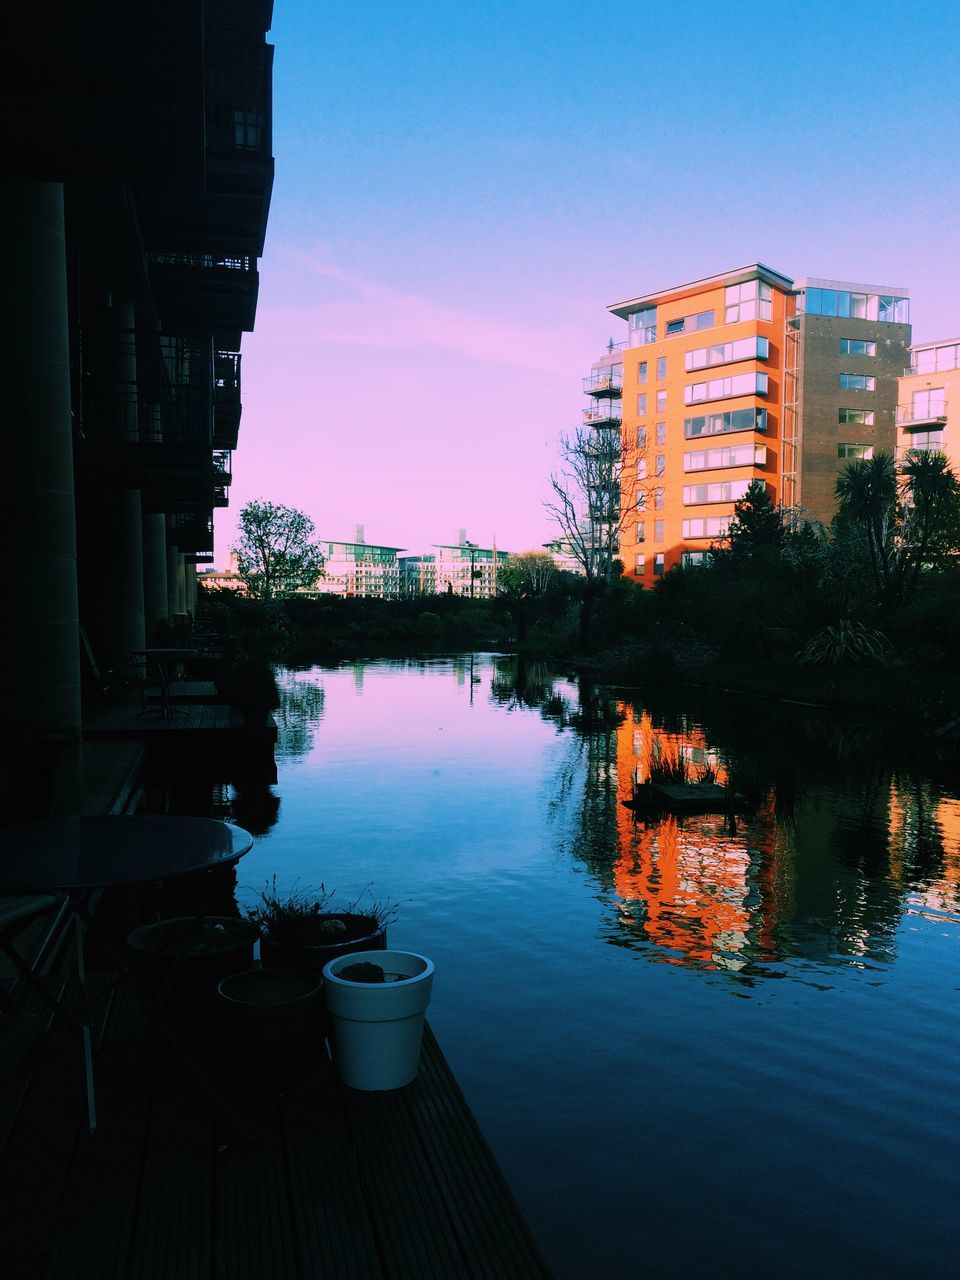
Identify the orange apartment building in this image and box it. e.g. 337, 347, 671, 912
586, 264, 911, 583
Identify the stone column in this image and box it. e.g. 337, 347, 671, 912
142, 511, 168, 638
166, 544, 181, 618
0, 180, 82, 815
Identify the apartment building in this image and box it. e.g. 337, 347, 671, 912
317, 531, 405, 598
400, 537, 508, 598
896, 337, 959, 469
787, 279, 910, 520
587, 265, 911, 583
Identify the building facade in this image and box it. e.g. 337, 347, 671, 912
586, 265, 911, 584
400, 537, 508, 598
316, 538, 404, 598
896, 337, 959, 469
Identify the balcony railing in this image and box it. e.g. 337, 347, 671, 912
897, 401, 948, 427
582, 372, 624, 396
583, 406, 623, 428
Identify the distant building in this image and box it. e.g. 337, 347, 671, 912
313, 526, 404, 598
400, 531, 508, 598
198, 554, 246, 593
896, 337, 959, 470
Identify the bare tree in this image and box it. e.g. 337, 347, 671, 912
546, 425, 635, 583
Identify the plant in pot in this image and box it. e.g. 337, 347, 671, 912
244, 878, 397, 975
126, 914, 259, 1027
322, 950, 435, 1091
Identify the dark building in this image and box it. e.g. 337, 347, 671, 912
1, 1, 274, 813
784, 277, 911, 524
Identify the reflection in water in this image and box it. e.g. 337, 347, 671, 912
527, 674, 960, 979
274, 667, 326, 759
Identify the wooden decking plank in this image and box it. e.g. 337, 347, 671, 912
281, 1074, 386, 1279
129, 1090, 214, 1280
342, 1074, 468, 1279
47, 983, 152, 1280
413, 1028, 551, 1277
214, 1096, 298, 1280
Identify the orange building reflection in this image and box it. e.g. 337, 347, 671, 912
610, 708, 782, 971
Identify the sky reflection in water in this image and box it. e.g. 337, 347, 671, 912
241, 657, 960, 1279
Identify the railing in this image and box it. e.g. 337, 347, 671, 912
582, 372, 624, 395
897, 401, 948, 426
583, 406, 622, 426
148, 252, 254, 273
214, 351, 241, 396
206, 45, 273, 156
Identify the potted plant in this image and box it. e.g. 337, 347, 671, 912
244, 878, 396, 975
126, 914, 259, 1024
216, 967, 324, 1082
322, 950, 435, 1090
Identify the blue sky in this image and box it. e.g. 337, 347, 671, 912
217, 0, 960, 561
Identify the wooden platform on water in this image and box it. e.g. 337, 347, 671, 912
0, 978, 550, 1279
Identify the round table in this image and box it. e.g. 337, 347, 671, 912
0, 816, 254, 892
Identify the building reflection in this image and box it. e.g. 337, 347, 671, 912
555, 681, 960, 978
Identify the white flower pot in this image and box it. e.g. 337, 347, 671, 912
322, 950, 434, 1091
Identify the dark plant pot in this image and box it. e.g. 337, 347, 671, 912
259, 913, 387, 975
217, 968, 324, 1083
127, 915, 258, 1028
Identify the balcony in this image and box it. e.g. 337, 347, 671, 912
583, 406, 623, 429
213, 350, 242, 448
167, 511, 215, 553
582, 372, 624, 397
897, 401, 948, 428
147, 251, 260, 336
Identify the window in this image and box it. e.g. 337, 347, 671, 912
801, 288, 908, 323
685, 336, 770, 371
655, 454, 665, 476
657, 357, 667, 380
656, 390, 667, 412
682, 479, 752, 505
685, 407, 767, 439
724, 279, 773, 323
653, 554, 665, 577
685, 372, 768, 404
910, 388, 946, 419
912, 343, 960, 374
630, 307, 657, 346
682, 516, 730, 539
639, 362, 648, 384
839, 408, 875, 425
683, 442, 764, 471
905, 429, 944, 451
682, 551, 707, 568
654, 520, 664, 543
638, 393, 647, 415
839, 338, 876, 356
636, 521, 646, 543
637, 458, 647, 480
635, 554, 645, 574
654, 487, 665, 510
839, 373, 875, 390
662, 309, 714, 337
637, 426, 647, 448
838, 443, 874, 460
656, 422, 666, 445
637, 491, 646, 510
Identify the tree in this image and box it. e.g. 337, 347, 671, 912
545, 426, 628, 640
496, 551, 561, 641
233, 500, 325, 600
834, 452, 897, 602
835, 451, 960, 606
724, 479, 786, 561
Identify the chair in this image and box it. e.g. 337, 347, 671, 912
79, 627, 149, 712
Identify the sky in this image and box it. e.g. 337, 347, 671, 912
216, 0, 960, 565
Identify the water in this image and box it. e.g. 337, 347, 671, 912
236, 656, 960, 1279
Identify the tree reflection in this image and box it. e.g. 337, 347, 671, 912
274, 668, 325, 760
545, 673, 958, 979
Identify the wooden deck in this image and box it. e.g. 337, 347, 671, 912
0, 968, 550, 1279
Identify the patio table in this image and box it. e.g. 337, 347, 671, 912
0, 816, 254, 1131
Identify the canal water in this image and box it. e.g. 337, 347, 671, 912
235, 656, 960, 1280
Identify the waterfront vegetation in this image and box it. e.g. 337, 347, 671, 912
202, 460, 960, 728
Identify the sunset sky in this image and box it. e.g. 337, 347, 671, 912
217, 0, 960, 564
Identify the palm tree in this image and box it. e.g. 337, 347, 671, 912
896, 449, 960, 601
834, 452, 897, 602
